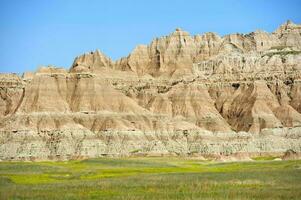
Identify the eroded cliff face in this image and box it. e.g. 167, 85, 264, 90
1, 21, 301, 160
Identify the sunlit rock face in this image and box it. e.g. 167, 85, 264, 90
1, 21, 301, 160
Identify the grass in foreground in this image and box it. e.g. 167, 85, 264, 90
0, 157, 300, 200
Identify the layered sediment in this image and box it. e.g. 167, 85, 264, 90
1, 21, 301, 160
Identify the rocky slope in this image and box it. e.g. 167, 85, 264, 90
1, 21, 301, 160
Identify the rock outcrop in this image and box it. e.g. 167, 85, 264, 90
1, 21, 301, 160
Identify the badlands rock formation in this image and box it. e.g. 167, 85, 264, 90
1, 21, 301, 160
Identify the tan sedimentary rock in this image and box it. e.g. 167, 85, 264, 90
71, 50, 114, 73
0, 74, 24, 118
274, 20, 301, 49
148, 82, 232, 132
1, 21, 301, 160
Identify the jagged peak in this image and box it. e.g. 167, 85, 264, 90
81, 49, 110, 58
133, 44, 148, 51
70, 49, 113, 72
75, 49, 112, 62
93, 49, 112, 58
75, 21, 301, 76
195, 32, 221, 40
243, 30, 270, 39
274, 20, 300, 33
170, 27, 191, 37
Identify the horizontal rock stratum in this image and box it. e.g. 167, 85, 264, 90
1, 21, 301, 160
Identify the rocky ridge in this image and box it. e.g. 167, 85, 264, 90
1, 21, 301, 160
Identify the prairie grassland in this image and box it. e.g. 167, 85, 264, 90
0, 157, 300, 200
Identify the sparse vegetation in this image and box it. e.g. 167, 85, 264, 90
130, 149, 142, 154
251, 156, 279, 161
0, 158, 300, 199
269, 46, 292, 51
262, 50, 301, 57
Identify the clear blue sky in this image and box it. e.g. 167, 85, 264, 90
0, 0, 301, 73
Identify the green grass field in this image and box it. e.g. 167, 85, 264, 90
0, 157, 300, 200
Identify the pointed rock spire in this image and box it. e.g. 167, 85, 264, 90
70, 49, 113, 73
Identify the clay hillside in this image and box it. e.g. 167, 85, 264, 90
1, 20, 301, 160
